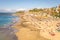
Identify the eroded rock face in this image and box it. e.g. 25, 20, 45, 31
0, 28, 18, 40
15, 13, 60, 40
14, 14, 51, 40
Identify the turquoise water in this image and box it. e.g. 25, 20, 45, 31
0, 13, 17, 27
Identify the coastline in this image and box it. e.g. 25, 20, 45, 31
13, 13, 50, 40
13, 12, 60, 40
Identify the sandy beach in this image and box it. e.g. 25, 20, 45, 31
15, 27, 50, 40
0, 0, 60, 40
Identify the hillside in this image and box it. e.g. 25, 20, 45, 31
13, 5, 60, 40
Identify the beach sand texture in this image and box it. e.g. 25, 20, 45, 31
13, 13, 50, 40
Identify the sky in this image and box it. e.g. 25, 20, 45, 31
0, 0, 60, 12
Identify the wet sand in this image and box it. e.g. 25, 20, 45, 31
0, 28, 18, 40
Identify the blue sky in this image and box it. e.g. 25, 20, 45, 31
0, 0, 60, 10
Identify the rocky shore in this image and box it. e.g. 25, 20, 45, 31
12, 12, 60, 40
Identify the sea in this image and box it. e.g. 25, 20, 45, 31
0, 12, 18, 27
0, 12, 19, 40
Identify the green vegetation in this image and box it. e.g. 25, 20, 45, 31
16, 11, 25, 14
29, 8, 43, 12
16, 5, 60, 18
